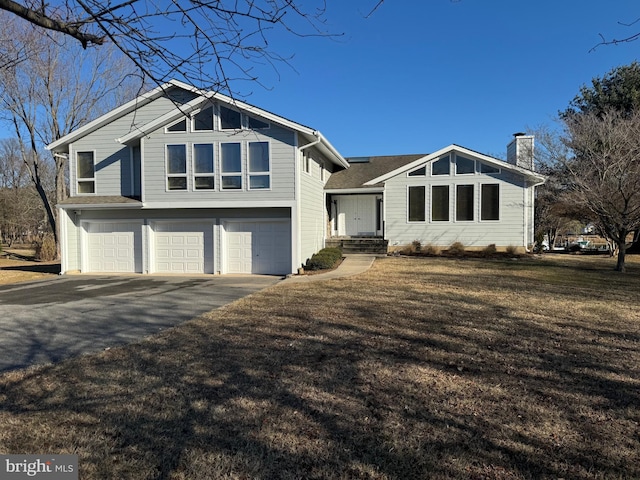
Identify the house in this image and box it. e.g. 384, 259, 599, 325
48, 81, 544, 276
326, 136, 545, 252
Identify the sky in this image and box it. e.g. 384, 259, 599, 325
230, 0, 640, 159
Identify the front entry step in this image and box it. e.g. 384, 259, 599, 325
326, 237, 388, 254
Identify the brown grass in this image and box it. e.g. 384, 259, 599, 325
0, 255, 639, 479
0, 257, 60, 285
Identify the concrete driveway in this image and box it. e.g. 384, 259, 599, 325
0, 274, 280, 373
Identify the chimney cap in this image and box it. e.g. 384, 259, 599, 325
513, 132, 526, 137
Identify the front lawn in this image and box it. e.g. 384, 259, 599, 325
0, 255, 638, 479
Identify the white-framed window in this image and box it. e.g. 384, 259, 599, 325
481, 184, 500, 220
431, 185, 449, 221
408, 185, 426, 222
248, 141, 270, 190
193, 143, 215, 190
76, 151, 95, 194
456, 184, 474, 221
432, 155, 450, 176
166, 144, 187, 191
166, 118, 187, 133
303, 152, 311, 174
193, 106, 214, 131
221, 142, 242, 189
480, 162, 500, 174
408, 165, 427, 177
455, 154, 476, 175
220, 105, 242, 130
246, 115, 270, 130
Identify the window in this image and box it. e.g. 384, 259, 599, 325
408, 165, 426, 176
303, 153, 311, 174
455, 155, 475, 174
247, 116, 269, 129
193, 143, 214, 190
480, 162, 500, 174
221, 142, 242, 189
220, 105, 242, 130
408, 186, 426, 222
248, 142, 270, 189
431, 185, 449, 221
481, 184, 499, 220
76, 151, 95, 194
456, 184, 474, 221
167, 118, 187, 132
432, 155, 450, 175
194, 106, 214, 131
166, 144, 187, 190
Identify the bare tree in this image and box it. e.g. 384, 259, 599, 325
562, 109, 640, 272
0, 0, 361, 94
0, 12, 139, 252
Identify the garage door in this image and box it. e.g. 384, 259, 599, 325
86, 222, 141, 273
225, 221, 290, 275
154, 222, 212, 274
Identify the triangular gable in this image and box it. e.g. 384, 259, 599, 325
363, 144, 545, 185
47, 79, 349, 168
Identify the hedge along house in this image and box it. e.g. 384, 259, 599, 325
326, 134, 545, 253
47, 80, 349, 276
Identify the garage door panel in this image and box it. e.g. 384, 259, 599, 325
153, 222, 211, 274
85, 222, 141, 273
225, 221, 290, 275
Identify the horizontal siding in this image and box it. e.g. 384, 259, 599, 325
142, 123, 296, 204
299, 149, 327, 265
385, 168, 529, 248
70, 95, 182, 197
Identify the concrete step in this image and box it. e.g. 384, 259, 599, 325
326, 237, 388, 254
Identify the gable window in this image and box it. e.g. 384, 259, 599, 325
408, 165, 426, 176
167, 118, 187, 132
77, 151, 95, 194
247, 116, 269, 129
193, 143, 214, 190
432, 155, 450, 175
248, 142, 270, 190
194, 106, 214, 131
166, 144, 187, 190
456, 184, 474, 221
220, 105, 242, 130
408, 186, 426, 222
455, 155, 475, 175
480, 162, 500, 174
481, 184, 500, 220
221, 142, 242, 189
431, 185, 449, 221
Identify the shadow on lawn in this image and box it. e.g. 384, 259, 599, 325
0, 257, 639, 479
0, 263, 61, 274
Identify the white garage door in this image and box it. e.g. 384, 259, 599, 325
86, 222, 141, 273
154, 222, 212, 274
225, 221, 290, 275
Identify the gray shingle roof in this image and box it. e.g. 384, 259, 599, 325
325, 154, 427, 190
58, 196, 142, 207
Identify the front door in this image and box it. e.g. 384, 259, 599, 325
336, 195, 378, 236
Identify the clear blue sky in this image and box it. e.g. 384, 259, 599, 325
237, 0, 640, 159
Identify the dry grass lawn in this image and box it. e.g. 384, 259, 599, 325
0, 254, 639, 479
0, 255, 60, 285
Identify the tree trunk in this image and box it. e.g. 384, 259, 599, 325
615, 241, 626, 272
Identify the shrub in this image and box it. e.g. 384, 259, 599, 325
422, 243, 440, 256
304, 247, 343, 271
506, 244, 518, 256
411, 240, 422, 253
482, 244, 497, 256
35, 234, 57, 261
447, 241, 465, 257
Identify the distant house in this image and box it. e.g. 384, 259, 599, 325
47, 81, 544, 276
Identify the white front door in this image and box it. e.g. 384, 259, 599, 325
337, 195, 377, 236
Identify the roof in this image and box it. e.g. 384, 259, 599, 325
363, 144, 546, 186
325, 154, 426, 191
58, 196, 142, 209
47, 79, 348, 169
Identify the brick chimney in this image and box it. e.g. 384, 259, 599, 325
506, 133, 535, 171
